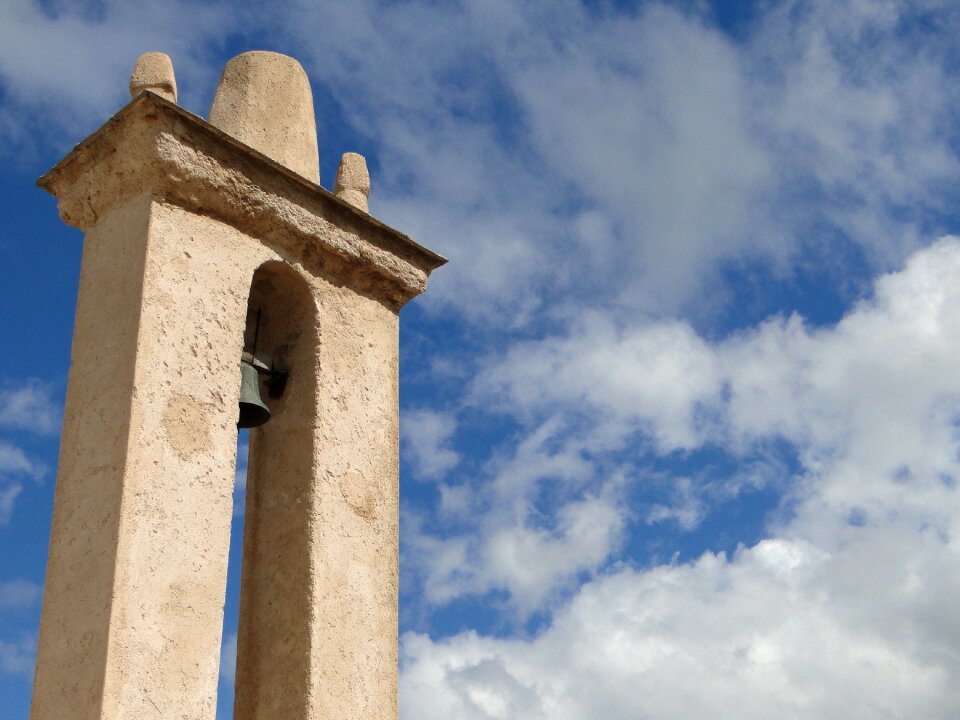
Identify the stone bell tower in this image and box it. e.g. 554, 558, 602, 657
29, 51, 445, 720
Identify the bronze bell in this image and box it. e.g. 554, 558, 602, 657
237, 361, 271, 428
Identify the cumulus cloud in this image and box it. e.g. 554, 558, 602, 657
476, 236, 960, 471
400, 236, 960, 715
473, 317, 720, 452
411, 487, 625, 615
401, 535, 960, 719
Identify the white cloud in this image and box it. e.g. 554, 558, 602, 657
403, 409, 459, 480
0, 441, 45, 526
401, 532, 960, 719
0, 481, 23, 528
417, 489, 625, 613
219, 632, 236, 686
406, 412, 627, 614
474, 236, 960, 474
744, 0, 960, 274
503, 3, 773, 313
0, 0, 253, 158
400, 235, 960, 715
0, 579, 41, 609
0, 379, 53, 526
3, 1, 959, 321
473, 316, 721, 452
646, 476, 705, 531
0, 442, 43, 477
478, 493, 625, 610
249, 0, 960, 323
0, 381, 60, 435
0, 635, 34, 677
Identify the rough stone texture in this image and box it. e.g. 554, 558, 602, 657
130, 51, 177, 102
39, 93, 443, 308
209, 51, 320, 184
334, 152, 371, 212
235, 265, 401, 719
32, 52, 444, 720
31, 196, 269, 719
101, 202, 266, 719
30, 195, 153, 720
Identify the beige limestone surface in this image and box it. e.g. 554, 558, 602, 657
31, 193, 262, 719
42, 94, 440, 307
130, 51, 177, 102
334, 152, 371, 212
31, 50, 445, 720
209, 51, 321, 184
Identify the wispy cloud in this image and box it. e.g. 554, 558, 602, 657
248, 0, 960, 324
219, 632, 236, 686
403, 409, 459, 480
0, 635, 35, 677
0, 441, 45, 526
401, 532, 959, 719
0, 442, 44, 477
3, 1, 959, 320
0, 0, 263, 167
0, 381, 61, 435
0, 579, 41, 609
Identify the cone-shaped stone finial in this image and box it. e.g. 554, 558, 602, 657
208, 51, 320, 184
130, 52, 177, 102
334, 152, 370, 212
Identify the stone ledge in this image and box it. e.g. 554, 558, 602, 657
38, 92, 446, 307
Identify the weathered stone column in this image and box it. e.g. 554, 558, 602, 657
30, 51, 444, 720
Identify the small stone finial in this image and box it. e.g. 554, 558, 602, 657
208, 51, 320, 184
129, 52, 177, 103
334, 152, 370, 213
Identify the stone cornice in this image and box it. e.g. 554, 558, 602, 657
38, 92, 447, 306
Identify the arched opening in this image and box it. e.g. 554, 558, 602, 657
216, 261, 319, 720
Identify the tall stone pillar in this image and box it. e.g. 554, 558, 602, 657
30, 51, 444, 720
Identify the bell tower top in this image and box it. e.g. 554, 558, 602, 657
39, 50, 445, 308
30, 49, 444, 720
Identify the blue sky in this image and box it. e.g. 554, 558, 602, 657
4, 0, 960, 717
